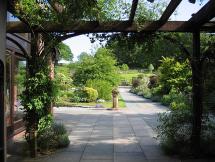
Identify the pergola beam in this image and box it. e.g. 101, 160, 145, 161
179, 0, 215, 30
129, 0, 139, 23
159, 0, 182, 22
141, 0, 182, 32
7, 21, 215, 33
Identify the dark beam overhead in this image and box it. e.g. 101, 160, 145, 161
159, 0, 182, 22
141, 0, 182, 32
129, 0, 139, 23
6, 21, 215, 33
179, 0, 215, 30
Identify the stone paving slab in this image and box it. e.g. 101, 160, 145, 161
8, 87, 215, 162
80, 160, 113, 162
82, 151, 113, 160
114, 152, 147, 162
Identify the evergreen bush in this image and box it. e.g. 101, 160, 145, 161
86, 79, 113, 100
84, 87, 98, 102
71, 87, 98, 102
148, 64, 154, 73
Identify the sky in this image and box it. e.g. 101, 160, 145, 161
63, 0, 208, 61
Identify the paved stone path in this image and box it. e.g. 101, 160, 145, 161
19, 87, 213, 162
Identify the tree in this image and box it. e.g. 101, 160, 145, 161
120, 64, 129, 71
57, 43, 73, 61
78, 52, 91, 62
106, 32, 192, 68
73, 48, 119, 86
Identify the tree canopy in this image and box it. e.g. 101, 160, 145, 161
73, 48, 119, 86
57, 42, 73, 61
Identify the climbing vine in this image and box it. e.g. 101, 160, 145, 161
20, 45, 59, 155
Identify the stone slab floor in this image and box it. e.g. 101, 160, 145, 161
10, 87, 215, 162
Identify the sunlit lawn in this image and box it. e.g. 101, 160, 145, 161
119, 69, 154, 84
56, 95, 126, 108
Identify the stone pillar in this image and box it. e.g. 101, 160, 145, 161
0, 0, 7, 161
112, 88, 119, 109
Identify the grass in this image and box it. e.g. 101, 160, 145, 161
100, 96, 126, 108
55, 95, 126, 108
119, 69, 155, 85
119, 70, 142, 85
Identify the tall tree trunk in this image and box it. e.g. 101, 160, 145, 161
191, 30, 203, 156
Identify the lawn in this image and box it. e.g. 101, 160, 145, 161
55, 95, 126, 108
119, 69, 154, 85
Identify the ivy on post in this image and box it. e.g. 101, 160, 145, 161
191, 30, 203, 156
21, 33, 60, 157
25, 33, 44, 157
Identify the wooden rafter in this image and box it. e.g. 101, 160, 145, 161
6, 21, 215, 33
142, 0, 182, 32
129, 0, 139, 23
159, 0, 182, 22
179, 0, 215, 31
6, 0, 215, 33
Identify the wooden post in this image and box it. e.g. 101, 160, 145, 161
49, 53, 54, 114
191, 30, 203, 156
0, 0, 7, 161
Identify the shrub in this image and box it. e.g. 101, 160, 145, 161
137, 91, 143, 96
84, 87, 98, 102
148, 64, 154, 73
60, 91, 74, 100
137, 74, 145, 79
170, 102, 189, 110
148, 75, 158, 89
51, 123, 70, 148
86, 79, 113, 100
37, 122, 70, 152
71, 87, 98, 102
157, 109, 193, 155
120, 80, 130, 86
55, 72, 73, 91
201, 118, 215, 156
130, 75, 153, 99
157, 109, 215, 156
151, 85, 163, 97
70, 88, 82, 102
120, 64, 129, 71
151, 95, 161, 102
142, 88, 152, 99
160, 94, 172, 106
132, 77, 141, 88
160, 89, 190, 110
158, 57, 191, 95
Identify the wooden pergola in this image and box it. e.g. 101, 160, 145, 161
1, 0, 215, 161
